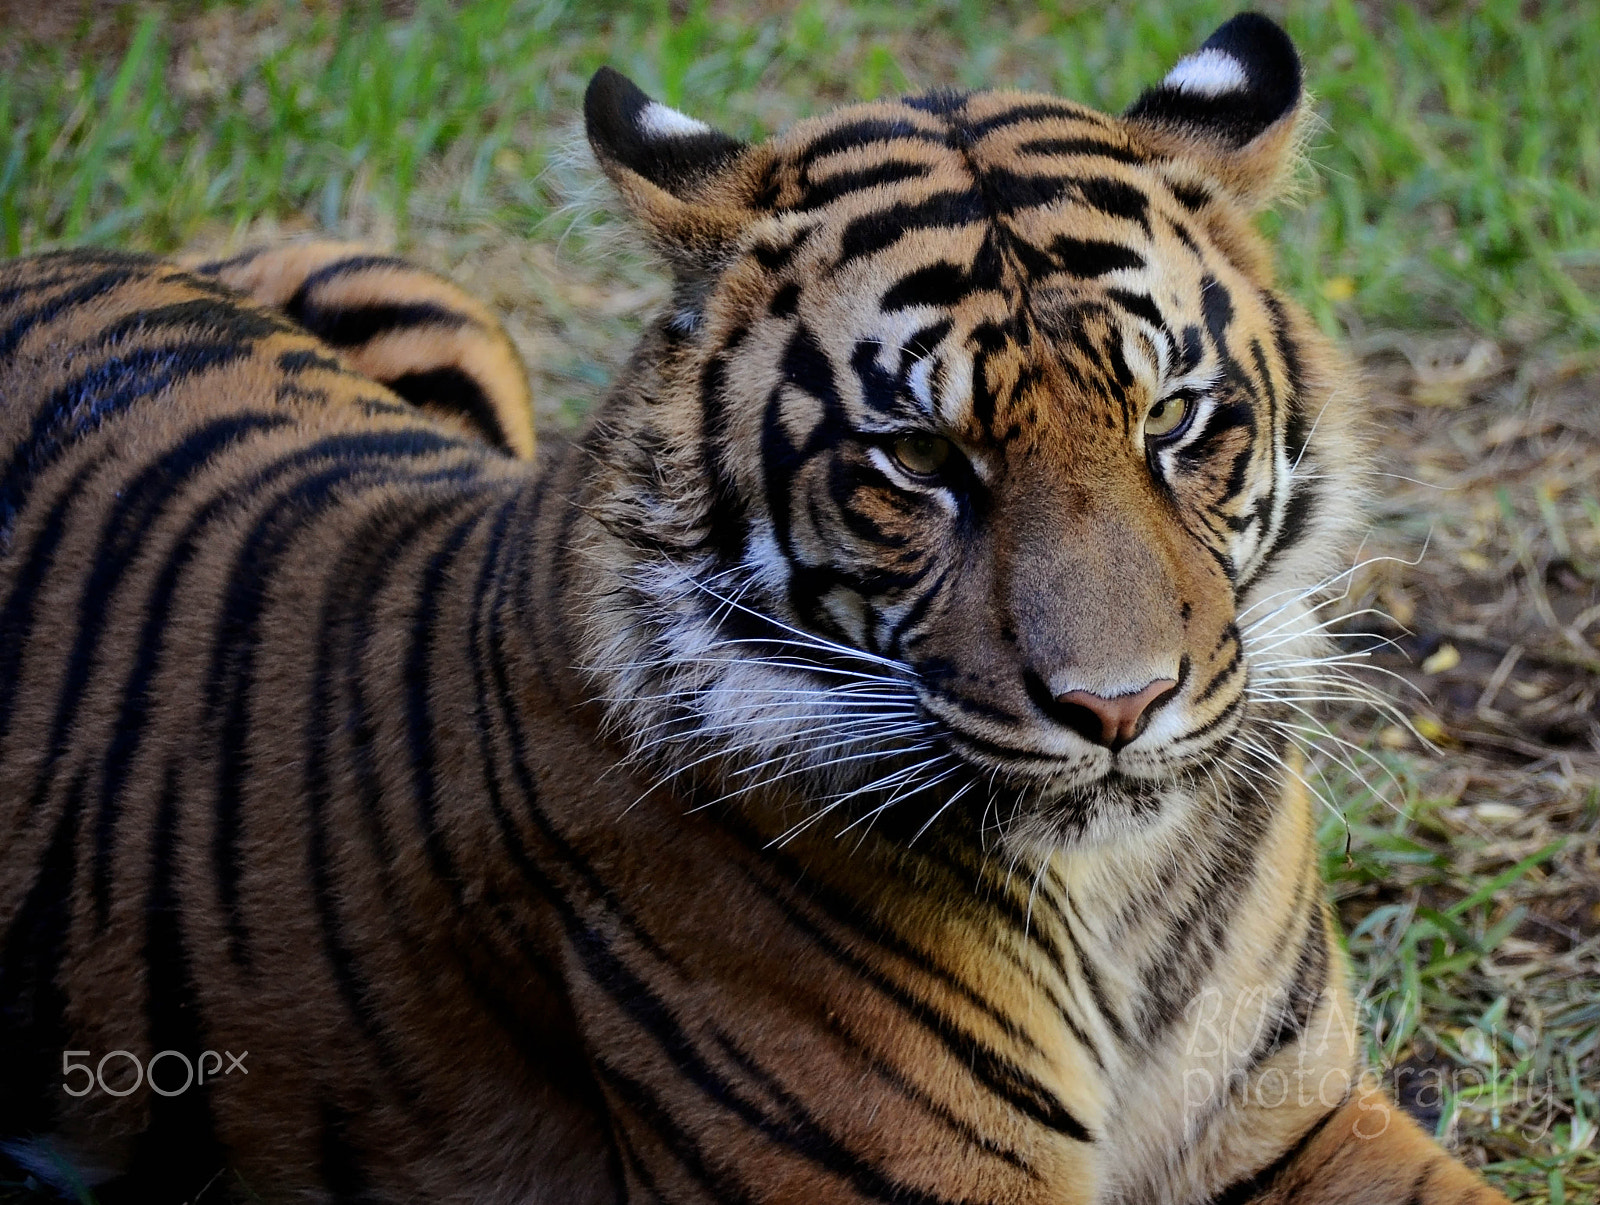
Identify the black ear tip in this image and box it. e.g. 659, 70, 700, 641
1124, 10, 1302, 147
1201, 12, 1301, 96
583, 66, 747, 198
584, 66, 654, 154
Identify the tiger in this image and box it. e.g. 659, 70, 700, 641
0, 13, 1514, 1205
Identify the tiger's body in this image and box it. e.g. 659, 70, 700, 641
0, 16, 1511, 1205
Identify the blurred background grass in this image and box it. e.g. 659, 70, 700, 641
0, 1, 1596, 1202
2, 0, 1597, 344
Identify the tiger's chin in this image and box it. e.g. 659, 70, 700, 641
981, 769, 1197, 852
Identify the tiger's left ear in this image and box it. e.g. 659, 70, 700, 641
1124, 13, 1304, 211
585, 68, 767, 278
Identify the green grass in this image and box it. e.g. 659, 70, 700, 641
1, 0, 1596, 344
1310, 739, 1599, 1202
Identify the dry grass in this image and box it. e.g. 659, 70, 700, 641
1322, 339, 1600, 1196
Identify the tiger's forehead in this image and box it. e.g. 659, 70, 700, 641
764, 90, 1168, 232
750, 91, 1229, 434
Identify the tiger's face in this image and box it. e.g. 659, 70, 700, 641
582, 16, 1363, 847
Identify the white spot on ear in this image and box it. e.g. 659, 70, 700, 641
638, 101, 712, 139
1162, 48, 1249, 97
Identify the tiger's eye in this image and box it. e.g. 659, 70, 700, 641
890, 433, 952, 476
1144, 394, 1191, 440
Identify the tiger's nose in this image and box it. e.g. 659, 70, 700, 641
1054, 678, 1179, 749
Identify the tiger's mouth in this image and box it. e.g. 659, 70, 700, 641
908, 703, 1242, 841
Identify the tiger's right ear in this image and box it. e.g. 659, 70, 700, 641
585, 68, 764, 276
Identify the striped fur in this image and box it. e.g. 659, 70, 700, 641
187, 241, 535, 458
0, 16, 1511, 1205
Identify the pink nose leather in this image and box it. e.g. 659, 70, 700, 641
1056, 678, 1178, 747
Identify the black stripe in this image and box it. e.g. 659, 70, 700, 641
1134, 788, 1275, 1035
1264, 293, 1309, 461
300, 486, 490, 1135
316, 1098, 372, 1202
486, 543, 1024, 1197
11, 388, 273, 846
1401, 1160, 1443, 1205
286, 298, 473, 348
28, 413, 287, 928
1061, 894, 1132, 1047
0, 264, 144, 363
89, 429, 445, 932
1049, 237, 1145, 278
1106, 288, 1165, 331
189, 247, 268, 275
794, 160, 933, 211
0, 777, 83, 1138
978, 166, 1072, 213
288, 253, 413, 293
751, 225, 815, 272
122, 765, 227, 1199
903, 89, 967, 117
278, 347, 345, 375
0, 336, 258, 552
83, 416, 294, 928
793, 119, 948, 172
1076, 177, 1152, 231
0, 456, 107, 754
965, 101, 1109, 139
1193, 636, 1243, 706
1205, 1101, 1341, 1205
714, 836, 1092, 1143
387, 366, 514, 454
86, 296, 294, 345
205, 436, 476, 967
768, 282, 800, 318
591, 1056, 763, 1205
696, 343, 748, 562
880, 261, 977, 312
406, 505, 492, 892
1169, 181, 1212, 212
575, 931, 981, 1204
833, 190, 986, 268
1241, 908, 1330, 1074
1015, 136, 1144, 165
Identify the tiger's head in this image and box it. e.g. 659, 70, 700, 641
577, 14, 1366, 849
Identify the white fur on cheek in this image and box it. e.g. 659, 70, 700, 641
1161, 49, 1249, 97
638, 101, 712, 138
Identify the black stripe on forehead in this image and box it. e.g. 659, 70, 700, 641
963, 100, 1114, 139
845, 318, 955, 420
1014, 136, 1145, 167
791, 117, 951, 173
833, 190, 988, 268
975, 168, 1153, 234
790, 160, 934, 212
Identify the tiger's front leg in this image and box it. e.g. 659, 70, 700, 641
1180, 970, 1513, 1205
1218, 1087, 1511, 1204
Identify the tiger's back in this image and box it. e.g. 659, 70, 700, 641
0, 251, 612, 1201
